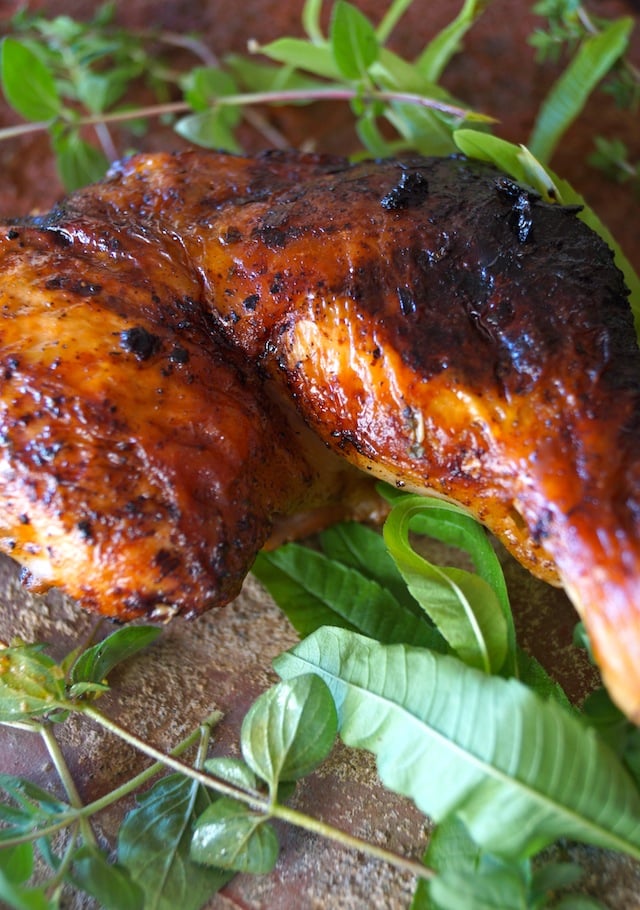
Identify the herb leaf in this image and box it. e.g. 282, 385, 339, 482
318, 520, 422, 614
70, 625, 162, 692
276, 628, 640, 860
118, 773, 231, 909
416, 0, 490, 82
240, 674, 337, 792
528, 17, 633, 162
0, 643, 68, 721
383, 496, 510, 674
191, 798, 279, 874
255, 37, 340, 80
253, 540, 446, 651
70, 846, 143, 910
0, 774, 69, 842
0, 37, 61, 121
330, 1, 379, 80
50, 128, 109, 192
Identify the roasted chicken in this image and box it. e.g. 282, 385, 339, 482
1, 149, 639, 720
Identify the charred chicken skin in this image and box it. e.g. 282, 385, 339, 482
0, 149, 639, 720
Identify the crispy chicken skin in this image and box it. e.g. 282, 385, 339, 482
1, 148, 639, 719
0, 186, 362, 621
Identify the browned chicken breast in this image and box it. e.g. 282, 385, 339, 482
1, 149, 639, 720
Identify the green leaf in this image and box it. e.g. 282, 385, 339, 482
0, 643, 68, 721
453, 129, 558, 198
118, 774, 231, 910
226, 54, 326, 96
384, 102, 458, 157
0, 844, 33, 884
0, 774, 69, 840
71, 846, 143, 910
255, 37, 340, 80
318, 520, 422, 615
528, 18, 633, 162
275, 628, 640, 861
203, 757, 260, 794
70, 625, 162, 690
51, 129, 109, 191
383, 496, 509, 674
241, 674, 337, 792
429, 865, 528, 910
329, 1, 379, 80
191, 798, 278, 874
0, 37, 61, 121
252, 543, 446, 651
74, 71, 128, 114
174, 108, 241, 153
416, 0, 491, 82
515, 648, 572, 710
181, 66, 237, 112
381, 489, 514, 644
0, 874, 54, 910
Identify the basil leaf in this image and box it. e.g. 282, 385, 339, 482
0, 843, 33, 884
191, 798, 278, 874
0, 37, 61, 121
241, 674, 337, 790
70, 846, 143, 910
276, 628, 640, 861
0, 774, 69, 840
118, 774, 231, 909
70, 625, 162, 689
204, 757, 260, 793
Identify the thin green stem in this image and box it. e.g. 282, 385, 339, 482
376, 0, 415, 43
0, 86, 492, 145
39, 722, 97, 847
0, 710, 222, 848
271, 801, 433, 881
44, 828, 81, 899
81, 705, 433, 882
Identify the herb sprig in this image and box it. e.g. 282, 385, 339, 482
4, 493, 638, 907
0, 1, 639, 908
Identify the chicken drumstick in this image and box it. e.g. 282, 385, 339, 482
1, 149, 639, 720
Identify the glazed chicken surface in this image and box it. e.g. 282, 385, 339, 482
1, 149, 639, 720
